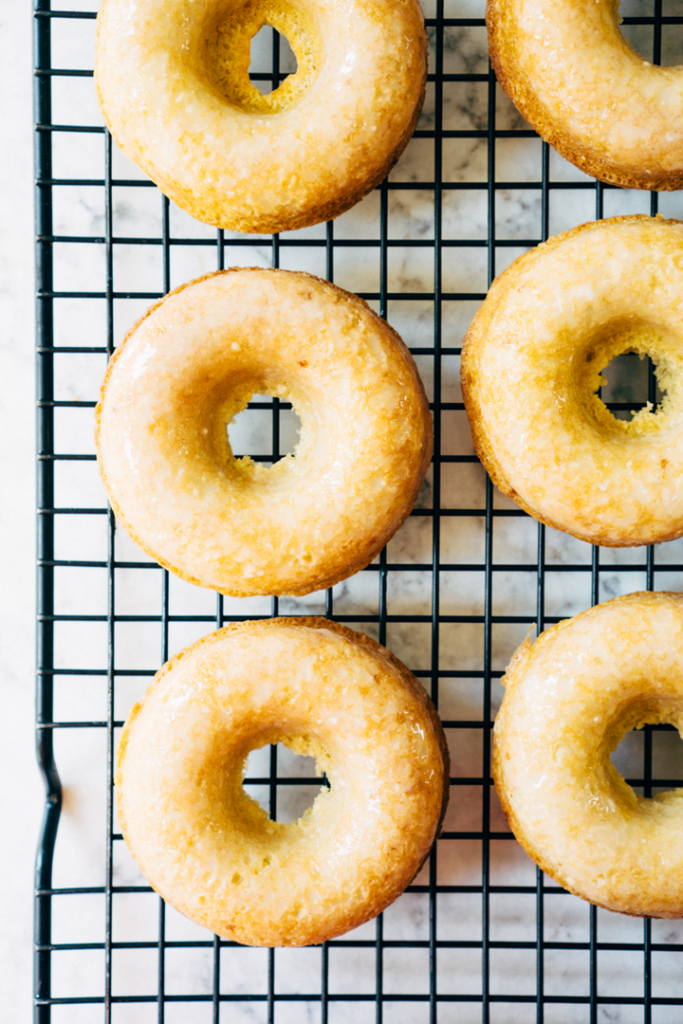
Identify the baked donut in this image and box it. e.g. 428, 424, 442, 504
461, 215, 683, 548
487, 0, 683, 190
494, 591, 683, 919
94, 0, 427, 233
116, 617, 450, 946
96, 268, 432, 597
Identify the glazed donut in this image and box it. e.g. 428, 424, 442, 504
494, 592, 683, 918
94, 0, 426, 233
96, 268, 432, 597
487, 0, 683, 190
116, 617, 450, 946
461, 215, 683, 548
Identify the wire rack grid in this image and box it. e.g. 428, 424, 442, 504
35, 1, 683, 1022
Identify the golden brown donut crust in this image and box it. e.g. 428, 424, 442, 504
494, 593, 683, 919
117, 617, 450, 946
461, 215, 683, 548
95, 0, 427, 233
488, 0, 683, 190
96, 268, 432, 597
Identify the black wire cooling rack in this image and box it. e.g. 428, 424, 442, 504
35, 1, 683, 1022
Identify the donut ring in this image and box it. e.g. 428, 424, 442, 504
96, 268, 432, 597
487, 0, 683, 190
461, 215, 683, 548
494, 592, 683, 919
116, 618, 450, 946
94, 0, 427, 233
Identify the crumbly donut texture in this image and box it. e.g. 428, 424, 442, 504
494, 592, 683, 919
96, 268, 432, 597
487, 0, 683, 190
461, 215, 683, 548
95, 0, 427, 233
117, 618, 450, 946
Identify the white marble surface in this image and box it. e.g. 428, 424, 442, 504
7, 1, 683, 1021
0, 3, 45, 1022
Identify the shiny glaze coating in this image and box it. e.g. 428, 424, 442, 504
117, 618, 450, 946
95, 0, 427, 232
461, 216, 683, 547
488, 0, 683, 190
494, 592, 683, 918
96, 268, 432, 596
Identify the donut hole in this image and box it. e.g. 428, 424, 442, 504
227, 392, 302, 466
609, 711, 683, 800
618, 1, 682, 67
599, 351, 666, 422
618, 2, 659, 65
579, 324, 679, 435
610, 725, 647, 794
204, 1, 319, 114
243, 741, 328, 824
249, 25, 298, 95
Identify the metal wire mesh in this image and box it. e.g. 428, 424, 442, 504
35, 1, 683, 1022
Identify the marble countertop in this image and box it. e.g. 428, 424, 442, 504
1, 4, 44, 1021
6, 1, 683, 1021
